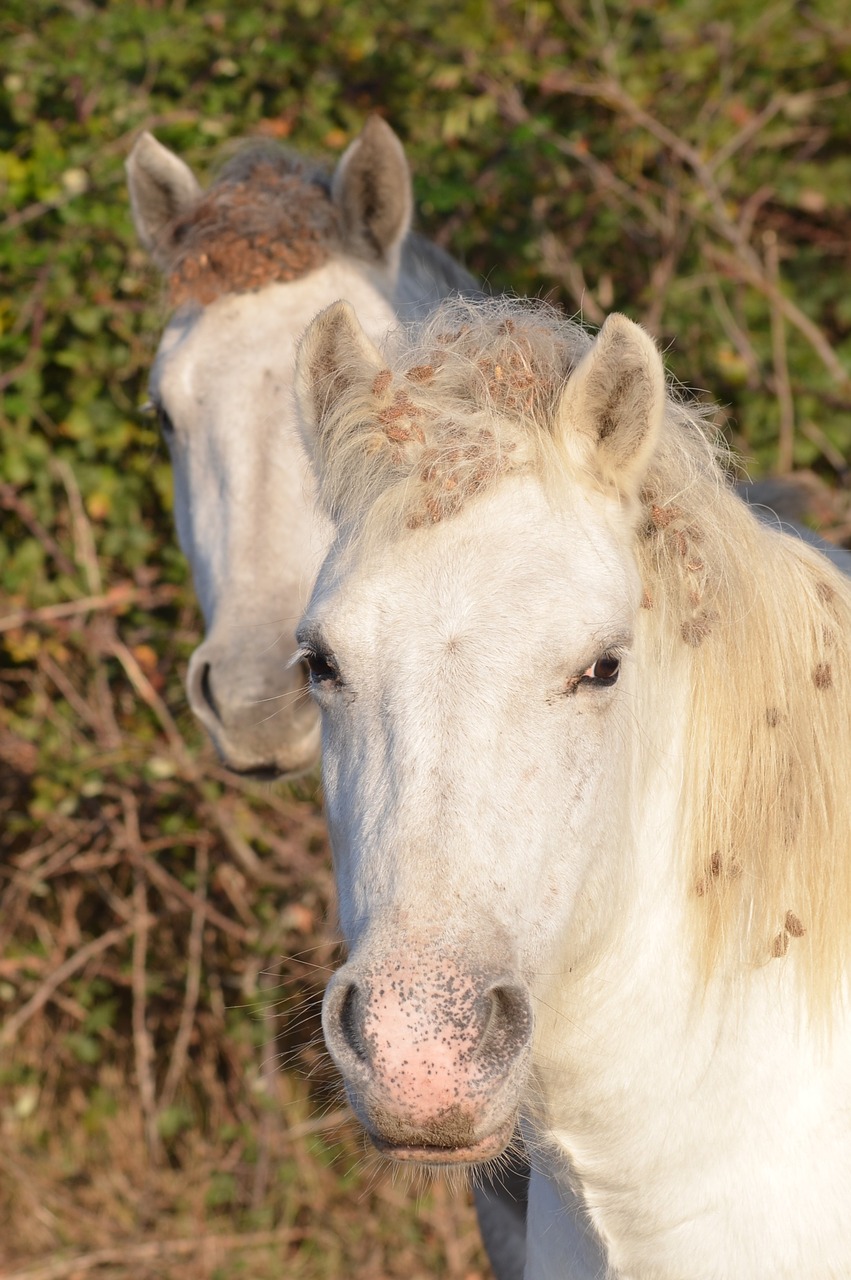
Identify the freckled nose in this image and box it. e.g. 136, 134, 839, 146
322, 963, 532, 1125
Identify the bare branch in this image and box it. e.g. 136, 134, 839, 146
0, 583, 180, 634
126, 793, 162, 1162
2, 1228, 304, 1280
0, 921, 136, 1047
705, 244, 850, 389
763, 230, 795, 472
159, 841, 208, 1112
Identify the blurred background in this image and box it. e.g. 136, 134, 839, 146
1, 2, 850, 1277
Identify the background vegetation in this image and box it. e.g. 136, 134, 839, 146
1, 1, 850, 1276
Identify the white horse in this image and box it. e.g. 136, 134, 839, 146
294, 296, 851, 1279
125, 118, 477, 777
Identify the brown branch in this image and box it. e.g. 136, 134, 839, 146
477, 72, 670, 236
1, 1228, 303, 1280
641, 190, 689, 338
705, 275, 762, 385
0, 484, 77, 578
0, 271, 48, 393
536, 233, 606, 325
763, 230, 795, 472
50, 458, 102, 596
37, 654, 102, 735
0, 583, 180, 634
0, 921, 136, 1047
125, 793, 161, 1162
251, 966, 282, 1211
799, 420, 851, 480
493, 69, 848, 392
159, 841, 208, 1112
108, 636, 189, 761
110, 637, 291, 888
582, 80, 849, 389
132, 844, 250, 942
705, 243, 850, 388
707, 95, 787, 174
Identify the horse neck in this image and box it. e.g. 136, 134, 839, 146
393, 233, 480, 320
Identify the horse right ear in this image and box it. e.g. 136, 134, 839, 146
332, 117, 413, 273
556, 313, 666, 499
126, 132, 201, 270
295, 300, 385, 486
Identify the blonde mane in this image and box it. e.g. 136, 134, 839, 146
310, 296, 851, 1005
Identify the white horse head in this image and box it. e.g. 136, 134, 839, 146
294, 297, 851, 1273
126, 119, 476, 776
294, 297, 664, 1158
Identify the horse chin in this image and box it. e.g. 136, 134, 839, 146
213, 727, 322, 781
368, 1115, 516, 1168
227, 753, 320, 783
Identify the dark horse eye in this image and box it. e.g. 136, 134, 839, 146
583, 654, 621, 685
156, 404, 175, 436
305, 649, 340, 686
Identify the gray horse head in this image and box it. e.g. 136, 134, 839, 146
127, 119, 476, 776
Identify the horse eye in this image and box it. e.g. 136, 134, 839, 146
583, 654, 620, 685
305, 649, 340, 686
156, 404, 175, 436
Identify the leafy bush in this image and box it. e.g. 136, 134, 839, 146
1, 1, 849, 1275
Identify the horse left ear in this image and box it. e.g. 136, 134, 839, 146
295, 300, 385, 474
556, 314, 666, 496
126, 132, 202, 270
332, 117, 413, 271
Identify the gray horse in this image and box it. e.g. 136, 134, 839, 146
127, 118, 478, 777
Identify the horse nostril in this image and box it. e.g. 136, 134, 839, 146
199, 662, 222, 722
477, 983, 532, 1069
338, 981, 369, 1064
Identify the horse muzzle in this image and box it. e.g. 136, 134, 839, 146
186, 642, 320, 778
322, 952, 532, 1165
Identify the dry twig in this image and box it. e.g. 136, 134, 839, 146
125, 793, 162, 1161
159, 841, 208, 1112
763, 229, 795, 472
0, 1228, 303, 1280
0, 921, 137, 1048
0, 584, 180, 634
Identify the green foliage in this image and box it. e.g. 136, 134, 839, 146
1, 2, 849, 1274
2, 0, 850, 542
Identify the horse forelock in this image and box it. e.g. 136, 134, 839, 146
315, 295, 851, 1009
314, 298, 589, 534
165, 145, 342, 306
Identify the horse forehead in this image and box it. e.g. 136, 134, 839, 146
328, 481, 636, 649
152, 263, 396, 403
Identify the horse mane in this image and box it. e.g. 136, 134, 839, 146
398, 233, 482, 318
162, 142, 480, 311
164, 144, 341, 306
312, 295, 851, 1006
646, 470, 851, 1008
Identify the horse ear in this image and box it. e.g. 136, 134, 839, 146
126, 132, 201, 270
331, 117, 413, 270
295, 300, 385, 474
556, 313, 665, 496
